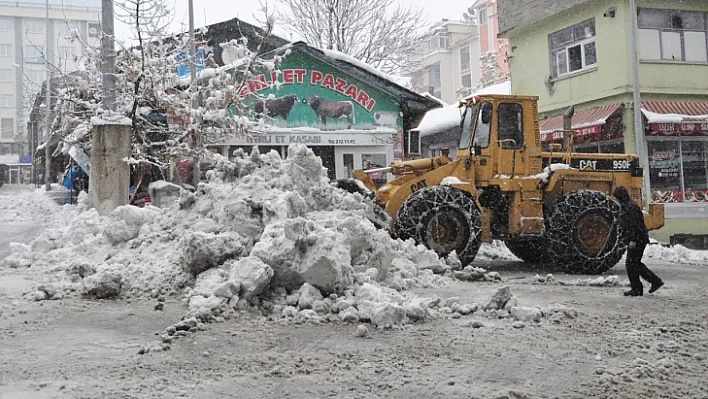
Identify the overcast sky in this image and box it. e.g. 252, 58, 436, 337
116, 0, 471, 41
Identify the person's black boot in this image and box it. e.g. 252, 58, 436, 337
649, 281, 664, 294
624, 289, 643, 297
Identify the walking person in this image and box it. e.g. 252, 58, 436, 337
613, 186, 664, 296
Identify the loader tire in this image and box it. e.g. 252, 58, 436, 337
504, 238, 550, 264
546, 190, 626, 274
396, 186, 482, 266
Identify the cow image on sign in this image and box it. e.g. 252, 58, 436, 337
308, 95, 354, 128
253, 94, 299, 119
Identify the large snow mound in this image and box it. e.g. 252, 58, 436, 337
4, 145, 481, 327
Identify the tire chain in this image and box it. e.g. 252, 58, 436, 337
546, 190, 626, 274
396, 186, 482, 266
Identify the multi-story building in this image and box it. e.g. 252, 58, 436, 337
498, 0, 708, 241
472, 0, 510, 88
410, 19, 481, 105
0, 0, 100, 171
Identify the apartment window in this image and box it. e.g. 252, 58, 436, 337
25, 20, 44, 34
460, 46, 471, 70
461, 74, 472, 88
59, 21, 79, 34
430, 62, 441, 90
1, 69, 12, 82
638, 9, 707, 63
549, 18, 597, 78
425, 34, 449, 52
0, 94, 13, 108
0, 44, 11, 57
479, 8, 488, 25
0, 19, 10, 32
59, 46, 77, 61
1, 118, 13, 139
27, 70, 45, 85
25, 45, 44, 64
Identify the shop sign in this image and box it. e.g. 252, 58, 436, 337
239, 69, 377, 112
648, 123, 708, 136
225, 132, 395, 147
541, 124, 602, 142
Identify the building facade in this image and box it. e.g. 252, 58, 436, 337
472, 0, 510, 88
498, 0, 708, 240
409, 20, 481, 105
0, 0, 100, 181
203, 42, 439, 182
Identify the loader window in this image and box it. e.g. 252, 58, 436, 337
458, 104, 476, 149
473, 102, 492, 148
498, 103, 524, 149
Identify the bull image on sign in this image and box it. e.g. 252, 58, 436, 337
308, 95, 354, 128
253, 94, 299, 120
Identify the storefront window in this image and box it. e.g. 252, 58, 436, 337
681, 141, 708, 202
343, 153, 354, 178
648, 141, 683, 203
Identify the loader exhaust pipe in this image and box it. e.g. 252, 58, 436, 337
563, 105, 575, 151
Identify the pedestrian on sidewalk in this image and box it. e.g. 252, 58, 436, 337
613, 186, 664, 297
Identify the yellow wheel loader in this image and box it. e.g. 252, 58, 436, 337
348, 95, 664, 274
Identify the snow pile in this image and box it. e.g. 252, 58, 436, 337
641, 109, 708, 124
6, 145, 491, 328
476, 240, 518, 261
534, 274, 630, 287
474, 286, 579, 328
644, 244, 708, 264
0, 190, 65, 224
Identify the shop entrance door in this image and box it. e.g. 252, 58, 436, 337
311, 146, 336, 181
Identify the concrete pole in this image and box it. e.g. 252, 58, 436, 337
188, 0, 200, 188
44, 0, 51, 191
88, 0, 130, 215
101, 0, 116, 111
629, 0, 649, 205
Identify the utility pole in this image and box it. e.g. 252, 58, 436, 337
188, 0, 200, 188
89, 0, 130, 215
101, 0, 116, 111
629, 0, 649, 205
44, 0, 51, 191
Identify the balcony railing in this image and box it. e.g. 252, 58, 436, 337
0, 1, 100, 12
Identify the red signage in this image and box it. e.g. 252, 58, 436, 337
541, 124, 602, 142
649, 122, 708, 136
238, 69, 377, 112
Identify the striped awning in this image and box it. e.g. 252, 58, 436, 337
540, 103, 623, 141
642, 101, 708, 123
643, 101, 708, 136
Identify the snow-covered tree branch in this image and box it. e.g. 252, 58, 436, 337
43, 0, 283, 171
276, 0, 428, 74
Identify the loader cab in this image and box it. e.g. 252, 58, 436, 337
458, 95, 543, 180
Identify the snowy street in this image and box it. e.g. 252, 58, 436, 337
1, 178, 708, 399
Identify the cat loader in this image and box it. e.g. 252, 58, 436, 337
349, 95, 664, 274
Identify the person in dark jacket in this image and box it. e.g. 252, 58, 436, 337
613, 186, 664, 296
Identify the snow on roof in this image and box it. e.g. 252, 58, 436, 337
419, 92, 449, 107
413, 105, 462, 137
320, 48, 404, 89
641, 109, 708, 124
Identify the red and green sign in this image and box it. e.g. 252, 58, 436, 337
238, 52, 402, 132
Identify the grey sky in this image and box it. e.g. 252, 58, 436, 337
116, 0, 471, 41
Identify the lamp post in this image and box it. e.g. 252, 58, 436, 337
44, 0, 51, 191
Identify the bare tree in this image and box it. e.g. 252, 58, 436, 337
277, 0, 428, 74
37, 0, 282, 176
